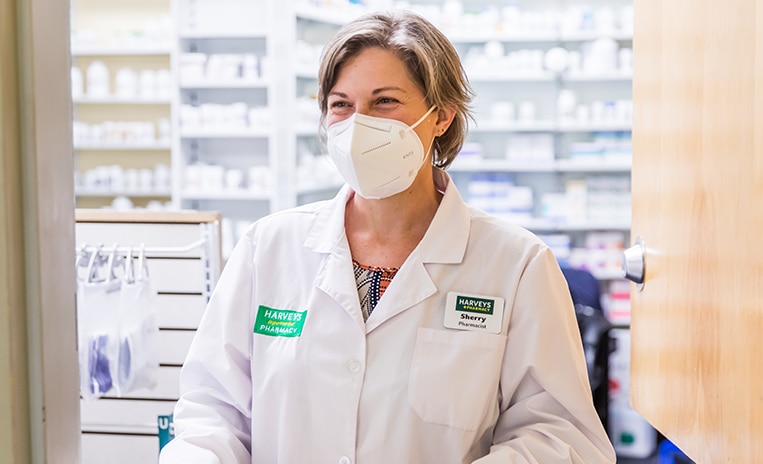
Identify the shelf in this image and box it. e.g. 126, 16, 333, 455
74, 143, 171, 151
471, 121, 556, 132
179, 79, 269, 89
73, 97, 171, 104
178, 31, 267, 40
451, 160, 557, 173
296, 125, 319, 137
179, 129, 271, 139
562, 73, 632, 82
558, 124, 632, 132
294, 4, 361, 26
295, 66, 317, 80
556, 158, 632, 172
450, 158, 631, 173
297, 183, 343, 196
468, 72, 556, 83
181, 191, 271, 201
515, 218, 631, 232
559, 31, 634, 42
469, 121, 633, 134
71, 46, 172, 56
76, 189, 172, 198
447, 31, 633, 44
448, 32, 558, 44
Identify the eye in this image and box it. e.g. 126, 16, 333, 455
376, 97, 398, 105
329, 100, 354, 116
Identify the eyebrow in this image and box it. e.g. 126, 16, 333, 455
328, 86, 407, 98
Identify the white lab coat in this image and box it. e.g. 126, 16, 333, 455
160, 169, 616, 464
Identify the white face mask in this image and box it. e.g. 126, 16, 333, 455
326, 106, 436, 199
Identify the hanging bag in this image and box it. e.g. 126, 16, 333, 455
76, 244, 123, 401
115, 246, 159, 395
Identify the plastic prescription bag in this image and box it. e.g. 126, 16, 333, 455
76, 246, 122, 401
115, 248, 159, 395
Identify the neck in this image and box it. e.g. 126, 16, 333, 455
344, 168, 443, 268
348, 183, 442, 235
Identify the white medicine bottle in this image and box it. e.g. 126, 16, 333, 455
86, 61, 110, 98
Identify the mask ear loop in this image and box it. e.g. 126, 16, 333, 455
408, 105, 439, 172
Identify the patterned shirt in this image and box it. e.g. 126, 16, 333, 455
352, 260, 399, 320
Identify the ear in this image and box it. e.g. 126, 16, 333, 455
434, 106, 456, 136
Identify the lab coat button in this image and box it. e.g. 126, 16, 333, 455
346, 360, 362, 374
338, 456, 352, 464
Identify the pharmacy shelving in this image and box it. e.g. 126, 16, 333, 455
172, 0, 278, 224
70, 0, 174, 209
70, 0, 635, 272
279, 2, 367, 211
407, 0, 636, 333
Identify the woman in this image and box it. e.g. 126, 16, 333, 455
161, 10, 616, 464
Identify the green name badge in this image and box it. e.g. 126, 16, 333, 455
254, 305, 307, 337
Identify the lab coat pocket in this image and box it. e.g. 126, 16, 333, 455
408, 327, 507, 431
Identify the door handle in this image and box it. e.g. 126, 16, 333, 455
622, 236, 646, 291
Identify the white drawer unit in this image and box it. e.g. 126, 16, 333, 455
75, 210, 222, 463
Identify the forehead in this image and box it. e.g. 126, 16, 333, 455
331, 47, 421, 95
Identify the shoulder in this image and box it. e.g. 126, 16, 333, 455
237, 196, 344, 256
245, 199, 329, 238
467, 206, 548, 253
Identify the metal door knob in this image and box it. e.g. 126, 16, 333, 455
622, 236, 646, 289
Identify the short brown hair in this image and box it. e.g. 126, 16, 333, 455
317, 10, 474, 169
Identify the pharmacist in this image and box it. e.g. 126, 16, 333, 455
160, 10, 615, 464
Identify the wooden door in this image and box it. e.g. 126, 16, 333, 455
630, 0, 763, 462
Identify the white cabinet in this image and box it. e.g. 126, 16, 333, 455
75, 210, 222, 464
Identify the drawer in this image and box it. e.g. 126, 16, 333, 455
157, 329, 197, 366
155, 293, 207, 329
81, 432, 159, 464
100, 366, 181, 401
81, 399, 176, 432
148, 258, 206, 294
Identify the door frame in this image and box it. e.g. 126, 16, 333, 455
0, 0, 80, 461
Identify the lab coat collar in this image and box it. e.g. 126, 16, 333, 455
419, 168, 470, 264
304, 168, 472, 332
304, 168, 471, 265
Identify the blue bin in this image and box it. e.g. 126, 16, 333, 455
658, 439, 695, 464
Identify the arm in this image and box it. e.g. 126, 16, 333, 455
159, 232, 255, 463
475, 247, 616, 463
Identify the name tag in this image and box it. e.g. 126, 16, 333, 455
443, 292, 504, 334
254, 305, 307, 337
